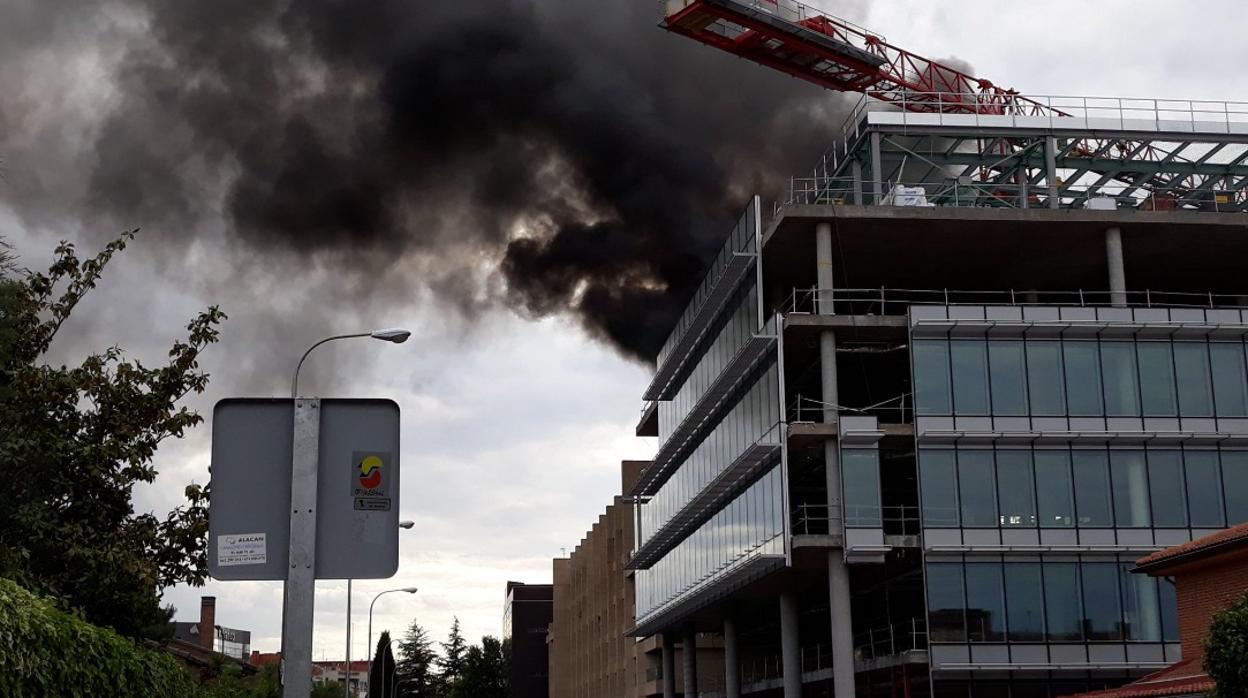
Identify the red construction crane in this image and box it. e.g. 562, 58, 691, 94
661, 0, 1055, 116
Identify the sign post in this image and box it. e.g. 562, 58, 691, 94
281, 398, 321, 698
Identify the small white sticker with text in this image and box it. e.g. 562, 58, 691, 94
218, 533, 267, 567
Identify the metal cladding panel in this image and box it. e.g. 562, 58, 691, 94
208, 398, 400, 581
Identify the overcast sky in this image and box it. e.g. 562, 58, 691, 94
4, 0, 1248, 663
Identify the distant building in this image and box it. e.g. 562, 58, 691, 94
312, 660, 371, 696
549, 461, 724, 698
166, 596, 256, 682
505, 581, 554, 697
1067, 524, 1248, 698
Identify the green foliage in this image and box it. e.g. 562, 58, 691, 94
310, 681, 345, 698
0, 232, 225, 638
438, 617, 467, 686
1207, 594, 1248, 698
369, 630, 398, 698
0, 577, 198, 698
196, 663, 280, 698
396, 620, 443, 697
448, 637, 509, 698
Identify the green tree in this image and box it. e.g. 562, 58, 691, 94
449, 637, 508, 698
311, 681, 345, 698
369, 631, 398, 698
396, 619, 443, 697
0, 232, 225, 638
1207, 594, 1248, 698
438, 617, 467, 687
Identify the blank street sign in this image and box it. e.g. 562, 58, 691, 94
208, 398, 401, 581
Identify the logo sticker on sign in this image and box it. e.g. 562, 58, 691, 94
352, 451, 392, 512
218, 533, 267, 567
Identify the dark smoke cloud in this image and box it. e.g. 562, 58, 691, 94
4, 0, 853, 361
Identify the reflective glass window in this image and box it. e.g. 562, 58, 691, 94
1175, 342, 1214, 417
1223, 451, 1248, 525
1210, 342, 1248, 417
1159, 577, 1180, 643
921, 450, 960, 527
959, 451, 998, 527
951, 341, 990, 416
927, 563, 967, 642
843, 449, 882, 528
989, 340, 1028, 416
1072, 450, 1113, 527
1081, 563, 1123, 641
1027, 341, 1066, 416
915, 341, 953, 415
1044, 563, 1083, 642
1035, 450, 1075, 528
997, 450, 1036, 528
1004, 563, 1045, 642
1111, 451, 1151, 528
1101, 342, 1141, 416
1120, 564, 1162, 642
1065, 342, 1105, 416
1148, 451, 1188, 528
1136, 342, 1177, 417
964, 563, 1006, 642
1185, 451, 1225, 529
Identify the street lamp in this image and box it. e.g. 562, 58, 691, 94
367, 587, 419, 686
346, 521, 414, 696
287, 328, 409, 698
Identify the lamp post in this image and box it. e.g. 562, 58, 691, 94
284, 328, 410, 698
367, 586, 419, 688
346, 521, 414, 696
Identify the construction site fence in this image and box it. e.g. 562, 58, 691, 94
786, 287, 1248, 318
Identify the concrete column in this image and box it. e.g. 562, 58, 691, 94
816, 222, 835, 315
780, 592, 803, 698
724, 616, 741, 698
851, 159, 864, 206
1045, 136, 1061, 210
870, 132, 884, 204
683, 625, 698, 698
662, 632, 677, 698
1106, 227, 1127, 306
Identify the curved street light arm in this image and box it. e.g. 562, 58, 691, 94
292, 333, 372, 398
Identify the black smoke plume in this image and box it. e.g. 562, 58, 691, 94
5, 0, 853, 361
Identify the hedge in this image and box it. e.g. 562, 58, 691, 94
0, 577, 198, 697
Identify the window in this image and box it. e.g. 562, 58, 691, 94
843, 449, 882, 528
921, 450, 960, 527
959, 451, 998, 527
1120, 564, 1162, 642
1159, 577, 1180, 643
1072, 451, 1113, 527
1210, 342, 1248, 417
1223, 451, 1248, 525
1027, 341, 1067, 416
1185, 451, 1225, 529
1035, 451, 1075, 528
1101, 342, 1141, 416
989, 341, 1028, 416
997, 450, 1037, 528
1147, 451, 1188, 528
1175, 342, 1214, 417
1136, 342, 1177, 417
1065, 342, 1105, 416
952, 341, 991, 415
1081, 563, 1123, 641
927, 563, 967, 642
1044, 564, 1083, 641
1005, 563, 1045, 641
914, 341, 952, 415
965, 563, 1006, 642
1111, 451, 1151, 528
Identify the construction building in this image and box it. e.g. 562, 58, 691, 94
506, 581, 555, 698
623, 2, 1248, 697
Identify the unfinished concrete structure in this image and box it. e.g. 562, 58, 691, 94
629, 87, 1248, 698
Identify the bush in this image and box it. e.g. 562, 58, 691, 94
0, 577, 198, 697
1207, 594, 1248, 698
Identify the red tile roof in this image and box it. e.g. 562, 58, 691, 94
1136, 523, 1248, 571
1063, 659, 1214, 698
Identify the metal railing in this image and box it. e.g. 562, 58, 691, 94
786, 286, 1248, 317
854, 619, 929, 662
785, 178, 1245, 213
788, 394, 912, 426
791, 504, 922, 537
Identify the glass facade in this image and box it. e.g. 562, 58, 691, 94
914, 337, 1248, 419
635, 466, 786, 621
842, 449, 883, 527
640, 361, 782, 547
658, 281, 762, 443
919, 446, 1248, 529
927, 558, 1179, 644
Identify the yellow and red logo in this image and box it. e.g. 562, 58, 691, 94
358, 455, 384, 490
